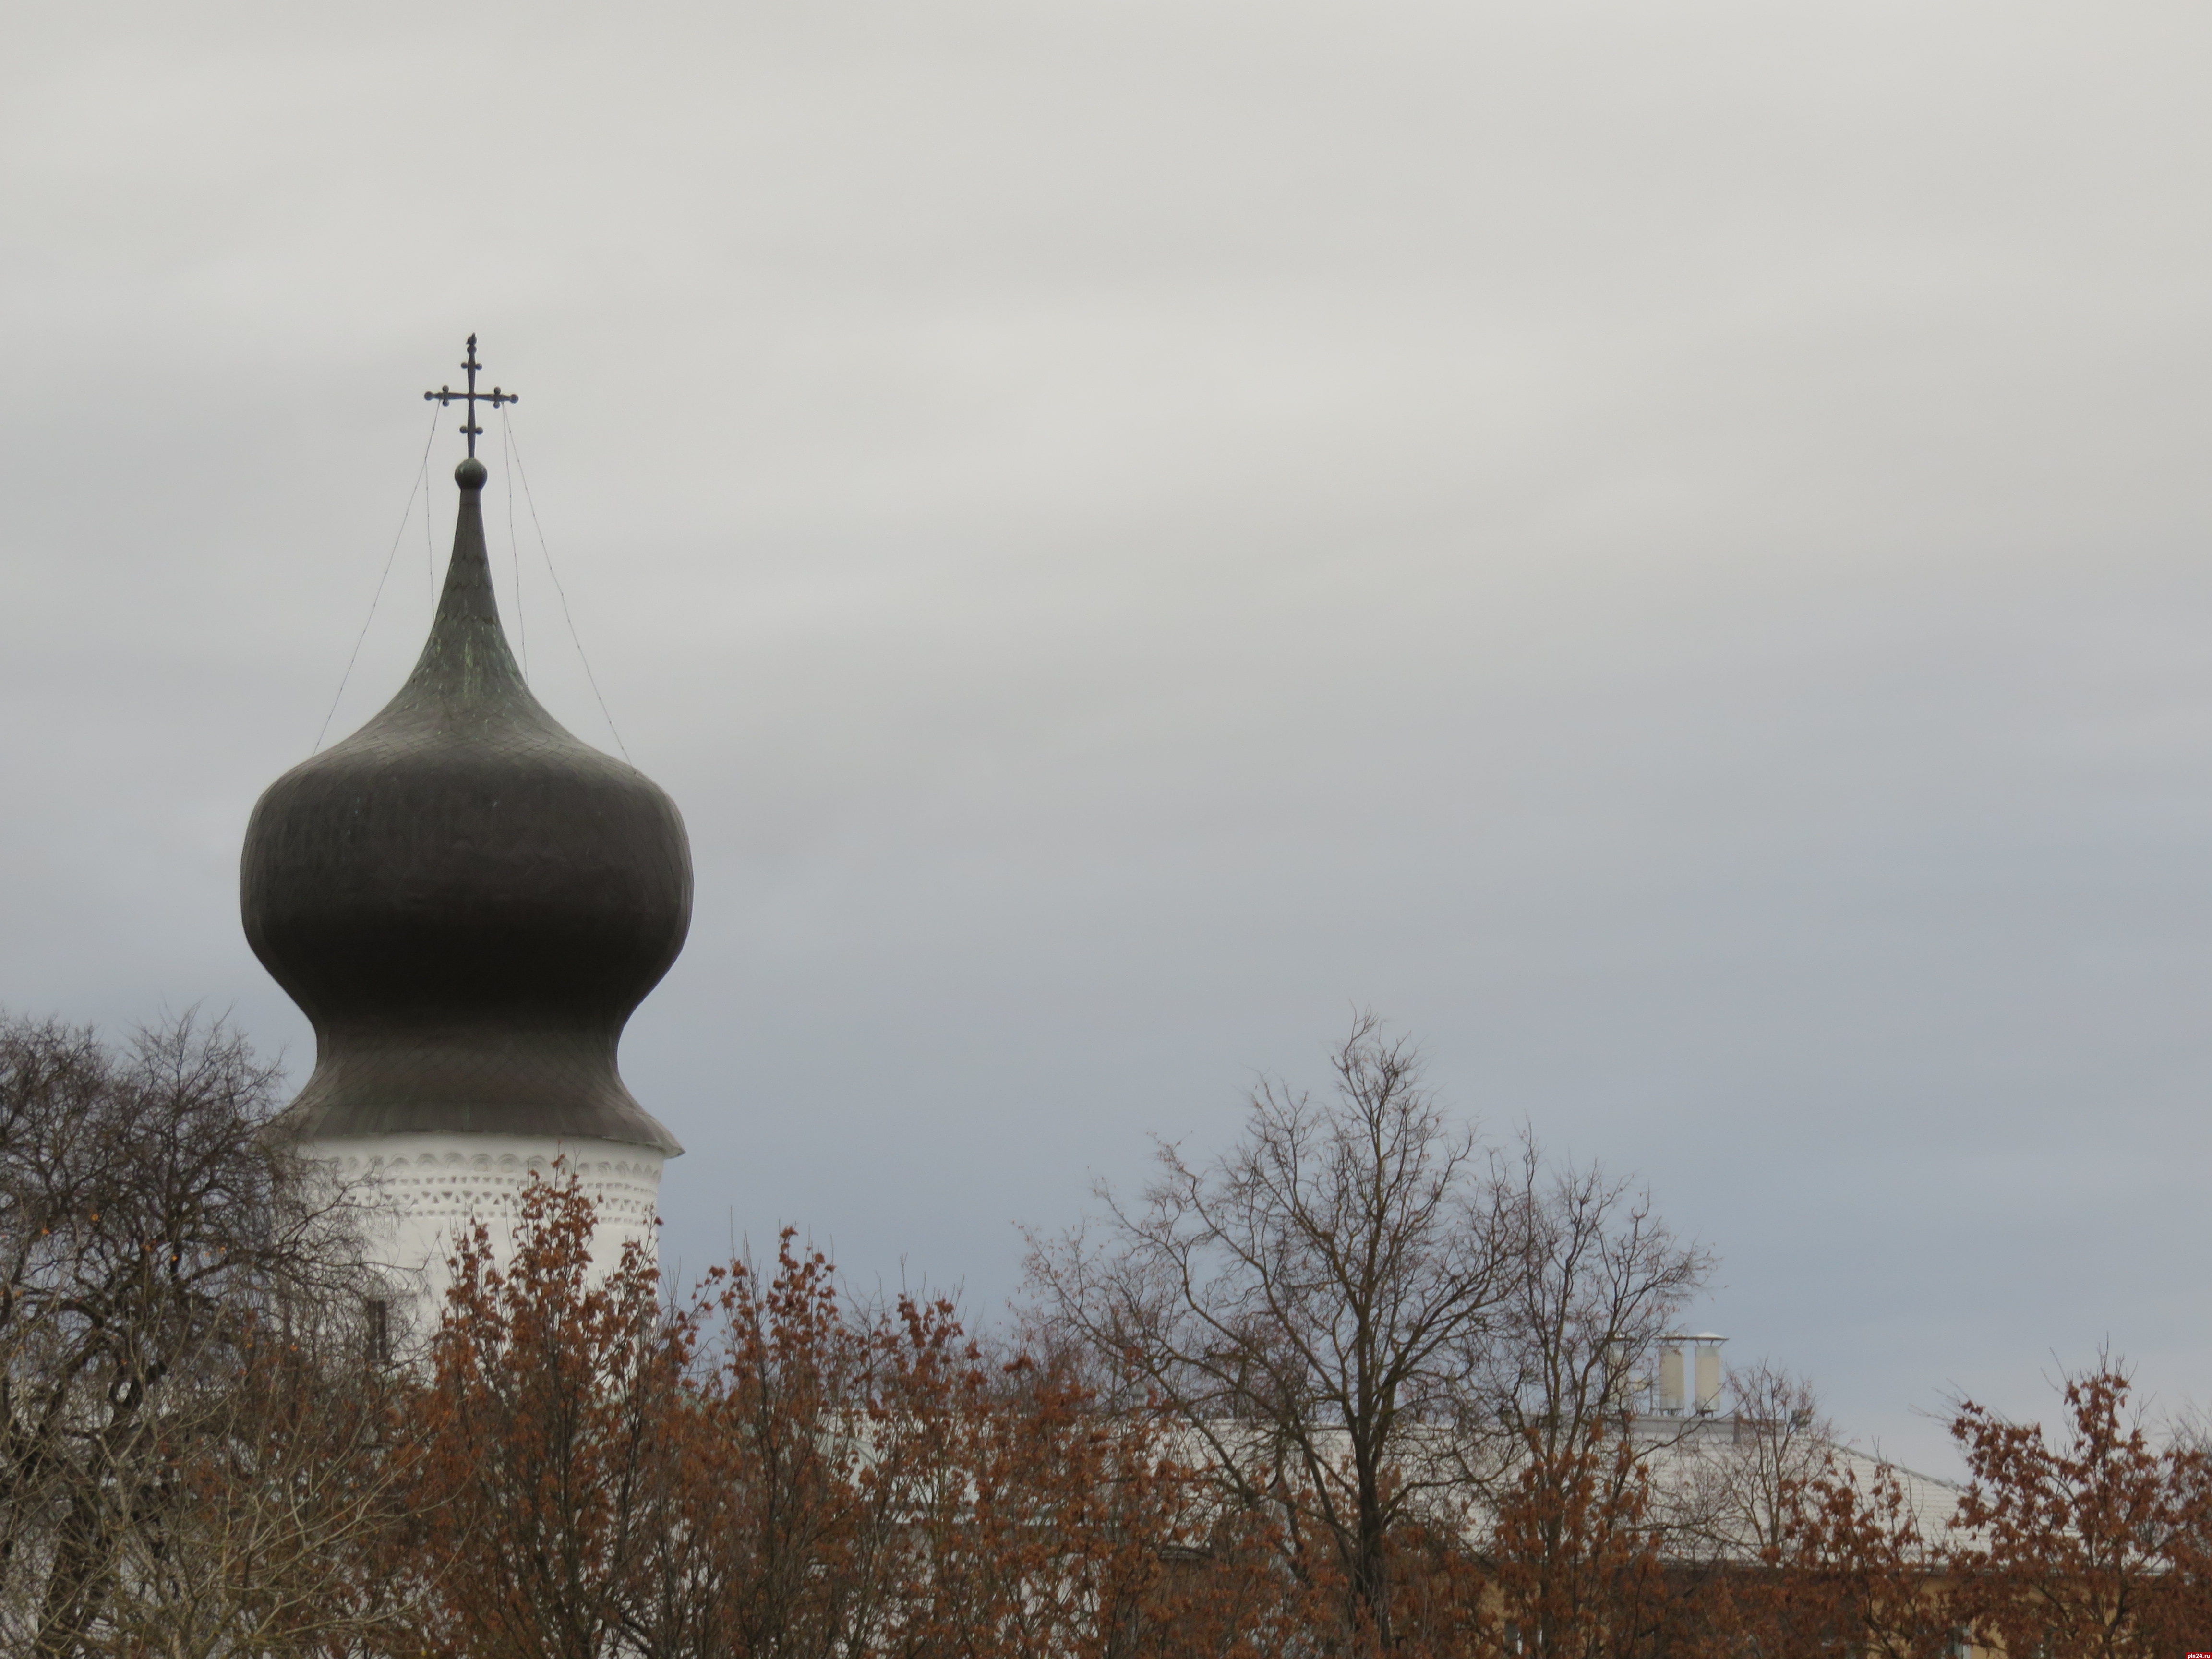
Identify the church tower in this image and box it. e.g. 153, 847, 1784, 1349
240, 338, 690, 1298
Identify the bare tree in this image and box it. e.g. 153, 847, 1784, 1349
0, 1011, 386, 1657
92, 1319, 416, 1659
1024, 1013, 1520, 1650
1461, 1141, 1711, 1659
1661, 1362, 1834, 1562
1474, 1137, 1713, 1461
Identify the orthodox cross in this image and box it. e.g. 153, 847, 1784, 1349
423, 334, 518, 458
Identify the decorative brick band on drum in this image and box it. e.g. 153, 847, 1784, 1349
308, 1131, 667, 1302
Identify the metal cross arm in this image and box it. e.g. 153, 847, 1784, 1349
423, 333, 519, 458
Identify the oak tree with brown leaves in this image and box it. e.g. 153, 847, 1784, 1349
1948, 1361, 2212, 1659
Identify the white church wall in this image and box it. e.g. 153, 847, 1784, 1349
304, 1131, 665, 1330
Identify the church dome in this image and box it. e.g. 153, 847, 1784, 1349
241, 456, 689, 1154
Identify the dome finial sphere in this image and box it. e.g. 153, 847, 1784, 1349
455, 457, 488, 489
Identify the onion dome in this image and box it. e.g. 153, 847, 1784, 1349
241, 456, 689, 1154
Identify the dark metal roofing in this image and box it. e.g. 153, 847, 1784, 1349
241, 459, 690, 1154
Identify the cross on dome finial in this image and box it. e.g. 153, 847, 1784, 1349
423, 333, 518, 459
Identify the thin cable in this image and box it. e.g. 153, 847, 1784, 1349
426, 430, 436, 606
502, 411, 528, 678
314, 407, 442, 753
504, 417, 631, 762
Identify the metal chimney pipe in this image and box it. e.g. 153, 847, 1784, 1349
1693, 1334, 1727, 1413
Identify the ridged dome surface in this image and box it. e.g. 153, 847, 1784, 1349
242, 466, 689, 1154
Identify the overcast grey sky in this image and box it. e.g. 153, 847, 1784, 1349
5, 0, 2211, 1471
